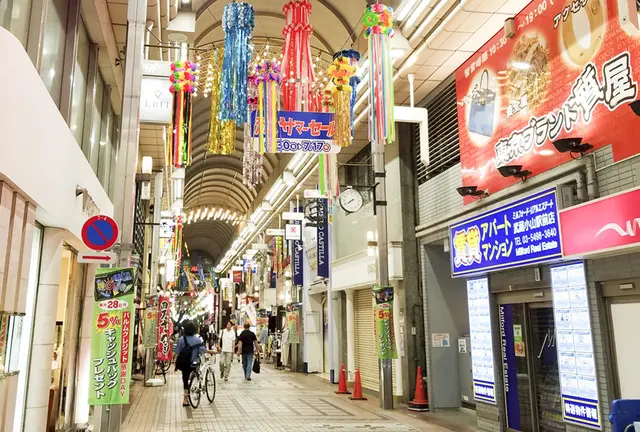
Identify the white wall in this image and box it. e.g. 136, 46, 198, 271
0, 28, 114, 240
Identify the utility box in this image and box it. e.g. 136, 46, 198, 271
458, 335, 475, 407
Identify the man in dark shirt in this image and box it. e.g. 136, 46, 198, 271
236, 322, 260, 381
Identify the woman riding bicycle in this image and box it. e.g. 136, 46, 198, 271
175, 321, 215, 406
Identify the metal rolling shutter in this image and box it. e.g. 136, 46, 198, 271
354, 288, 399, 394
354, 288, 379, 391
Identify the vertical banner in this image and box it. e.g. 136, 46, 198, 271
156, 296, 173, 362
270, 270, 277, 288
466, 277, 496, 404
89, 268, 136, 406
246, 301, 257, 327
287, 309, 300, 344
317, 199, 329, 278
143, 307, 158, 349
551, 262, 601, 429
372, 286, 397, 360
499, 304, 520, 430
292, 207, 304, 286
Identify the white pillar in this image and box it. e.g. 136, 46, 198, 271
24, 229, 65, 431
74, 264, 98, 428
346, 289, 355, 381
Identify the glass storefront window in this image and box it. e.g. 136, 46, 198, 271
88, 73, 104, 172
0, 0, 33, 47
108, 116, 120, 202
98, 106, 114, 194
40, 0, 69, 106
70, 21, 89, 147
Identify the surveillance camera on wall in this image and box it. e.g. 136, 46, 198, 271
456, 186, 488, 198
552, 138, 593, 157
497, 165, 531, 181
629, 100, 640, 116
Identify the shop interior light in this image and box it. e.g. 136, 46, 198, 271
404, 0, 430, 28
265, 179, 284, 203
283, 170, 296, 186
142, 156, 153, 174
409, 0, 451, 43
396, 0, 418, 21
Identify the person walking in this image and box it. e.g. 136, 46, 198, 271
236, 322, 260, 381
218, 321, 236, 381
175, 321, 209, 406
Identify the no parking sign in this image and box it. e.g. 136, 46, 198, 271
81, 215, 119, 251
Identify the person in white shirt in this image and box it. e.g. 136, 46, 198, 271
218, 321, 236, 381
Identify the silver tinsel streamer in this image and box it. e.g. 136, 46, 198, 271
242, 79, 263, 187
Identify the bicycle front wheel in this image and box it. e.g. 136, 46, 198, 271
205, 368, 216, 403
188, 372, 201, 409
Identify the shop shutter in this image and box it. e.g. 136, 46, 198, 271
354, 289, 398, 393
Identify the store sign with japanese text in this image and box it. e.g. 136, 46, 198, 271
467, 277, 496, 404
143, 307, 157, 349
551, 262, 601, 429
560, 187, 640, 257
286, 309, 300, 344
89, 268, 136, 405
456, 0, 640, 203
250, 110, 341, 154
450, 188, 562, 277
157, 296, 173, 362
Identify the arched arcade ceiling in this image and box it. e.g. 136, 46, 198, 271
183, 0, 366, 263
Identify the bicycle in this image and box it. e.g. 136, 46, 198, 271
188, 352, 217, 408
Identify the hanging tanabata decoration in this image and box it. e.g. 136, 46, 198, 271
281, 0, 320, 111
169, 60, 197, 167
333, 49, 361, 132
243, 74, 263, 187
207, 48, 235, 155
364, 3, 395, 144
220, 2, 254, 125
255, 60, 282, 153
328, 56, 356, 147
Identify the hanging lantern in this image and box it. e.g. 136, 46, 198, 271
207, 48, 235, 155
281, 0, 320, 112
364, 3, 395, 144
169, 60, 197, 167
220, 2, 255, 124
328, 57, 356, 147
255, 60, 282, 153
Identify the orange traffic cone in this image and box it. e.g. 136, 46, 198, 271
349, 369, 367, 400
335, 364, 351, 394
408, 366, 429, 412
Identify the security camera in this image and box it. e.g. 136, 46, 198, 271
498, 165, 531, 181
456, 186, 488, 198
552, 138, 593, 159
629, 100, 640, 116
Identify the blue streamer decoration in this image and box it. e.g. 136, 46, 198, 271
220, 2, 255, 124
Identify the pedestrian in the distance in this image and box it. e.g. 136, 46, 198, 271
218, 321, 236, 381
236, 322, 260, 381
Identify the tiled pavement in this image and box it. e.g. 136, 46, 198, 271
121, 360, 457, 432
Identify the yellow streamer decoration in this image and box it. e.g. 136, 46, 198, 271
207, 49, 234, 154
270, 81, 277, 153
328, 57, 356, 147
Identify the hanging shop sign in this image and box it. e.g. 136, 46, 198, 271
551, 262, 601, 429
292, 235, 304, 286
89, 268, 136, 406
81, 215, 119, 252
140, 76, 173, 124
449, 188, 562, 277
373, 286, 398, 360
143, 307, 158, 349
500, 304, 521, 430
251, 110, 342, 154
455, 0, 640, 204
232, 270, 243, 283
467, 277, 496, 404
560, 187, 640, 257
156, 296, 172, 362
317, 199, 329, 278
285, 224, 301, 241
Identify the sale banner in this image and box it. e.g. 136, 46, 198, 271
156, 296, 173, 362
373, 286, 397, 360
286, 310, 300, 344
89, 268, 136, 406
143, 307, 157, 349
456, 0, 640, 203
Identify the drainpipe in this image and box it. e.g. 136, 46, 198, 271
585, 155, 599, 200
576, 170, 587, 202
145, 20, 153, 59
408, 73, 415, 108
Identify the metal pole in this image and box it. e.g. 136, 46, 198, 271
373, 141, 394, 409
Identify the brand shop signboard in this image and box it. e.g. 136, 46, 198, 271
450, 188, 562, 277
560, 187, 640, 257
456, 0, 640, 204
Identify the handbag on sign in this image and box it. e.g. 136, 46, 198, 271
467, 69, 496, 137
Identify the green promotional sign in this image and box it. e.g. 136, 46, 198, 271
373, 286, 398, 360
89, 268, 136, 406
287, 310, 300, 344
143, 307, 158, 349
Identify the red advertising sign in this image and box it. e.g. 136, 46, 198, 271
156, 296, 173, 362
560, 187, 640, 256
456, 0, 640, 203
232, 270, 243, 283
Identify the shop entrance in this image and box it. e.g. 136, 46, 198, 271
498, 292, 565, 432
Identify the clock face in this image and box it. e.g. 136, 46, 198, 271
339, 189, 364, 213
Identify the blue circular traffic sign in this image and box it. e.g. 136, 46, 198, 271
81, 215, 119, 251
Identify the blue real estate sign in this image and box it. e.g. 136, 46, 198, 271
450, 188, 562, 277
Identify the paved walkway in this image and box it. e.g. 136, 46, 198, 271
122, 360, 466, 432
